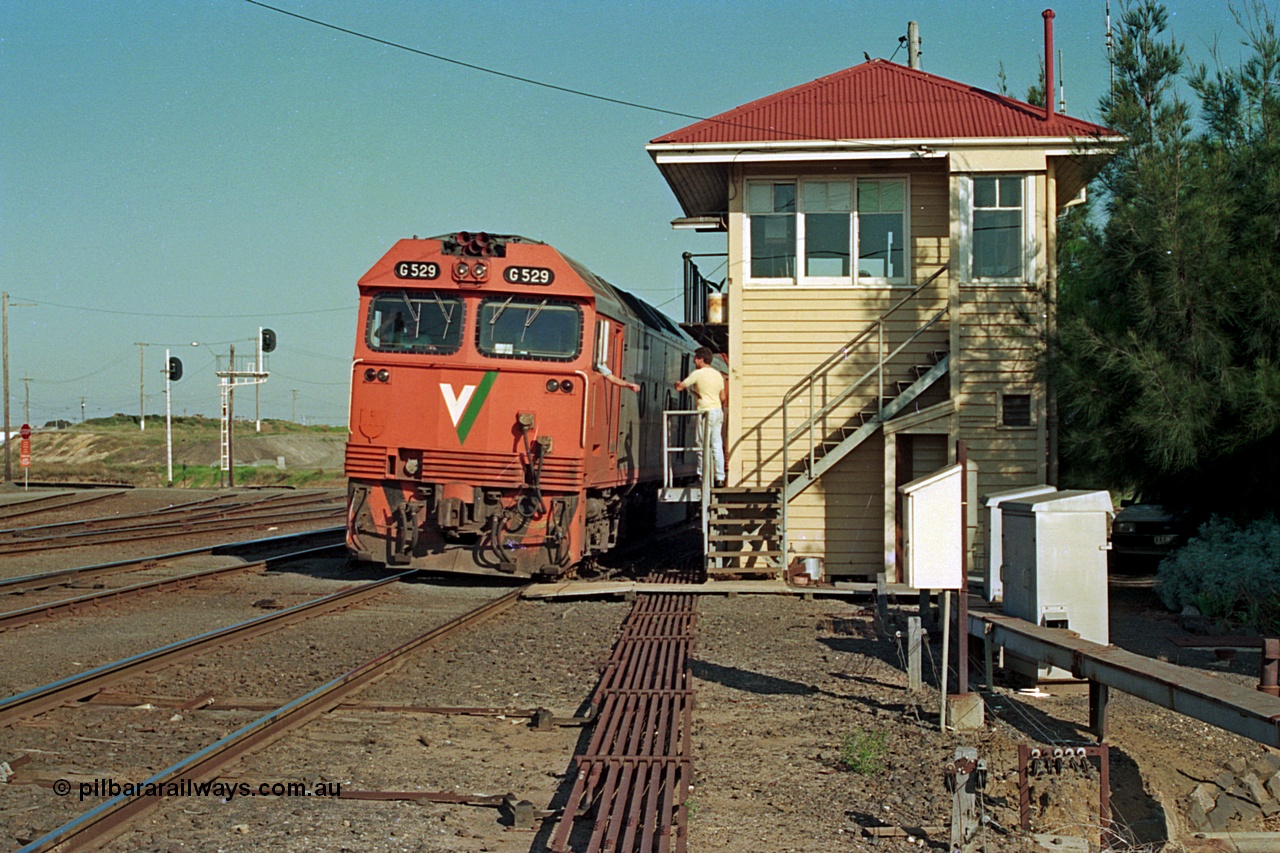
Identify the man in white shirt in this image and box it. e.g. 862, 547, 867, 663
675, 347, 727, 486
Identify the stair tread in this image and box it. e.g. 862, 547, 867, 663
707, 549, 785, 557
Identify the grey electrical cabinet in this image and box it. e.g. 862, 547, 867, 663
1001, 490, 1114, 681
980, 484, 1056, 603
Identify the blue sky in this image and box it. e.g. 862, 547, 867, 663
0, 0, 1262, 426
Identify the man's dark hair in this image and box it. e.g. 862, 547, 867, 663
694, 346, 714, 364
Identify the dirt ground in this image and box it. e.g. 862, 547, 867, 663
2, 489, 1275, 852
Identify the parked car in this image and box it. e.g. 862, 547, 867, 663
1110, 502, 1193, 568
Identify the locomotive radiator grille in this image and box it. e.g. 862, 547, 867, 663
345, 444, 584, 490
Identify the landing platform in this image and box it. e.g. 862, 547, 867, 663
522, 578, 916, 600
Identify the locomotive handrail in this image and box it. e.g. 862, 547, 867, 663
574, 370, 590, 448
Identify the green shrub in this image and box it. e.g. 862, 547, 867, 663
838, 729, 887, 775
1157, 515, 1280, 632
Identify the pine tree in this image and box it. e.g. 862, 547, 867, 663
1053, 0, 1280, 518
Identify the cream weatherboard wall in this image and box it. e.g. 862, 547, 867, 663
714, 152, 1061, 580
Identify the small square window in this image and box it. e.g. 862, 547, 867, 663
1001, 393, 1032, 427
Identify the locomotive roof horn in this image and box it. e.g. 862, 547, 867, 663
442, 230, 505, 257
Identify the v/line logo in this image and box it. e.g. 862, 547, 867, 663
440, 371, 498, 443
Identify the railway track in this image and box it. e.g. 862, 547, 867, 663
0, 491, 344, 556
0, 527, 344, 598
0, 569, 419, 725
0, 533, 345, 632
0, 490, 128, 523
9, 586, 525, 853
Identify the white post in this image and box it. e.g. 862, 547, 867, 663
165, 348, 173, 485
256, 327, 263, 433
940, 590, 951, 731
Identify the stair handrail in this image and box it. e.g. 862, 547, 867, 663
785, 307, 948, 447
781, 266, 948, 457
781, 265, 948, 406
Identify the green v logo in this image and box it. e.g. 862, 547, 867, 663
440, 371, 497, 444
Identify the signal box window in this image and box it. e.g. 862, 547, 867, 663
747, 182, 796, 278
972, 176, 1025, 279
477, 297, 582, 362
368, 292, 464, 353
746, 178, 908, 284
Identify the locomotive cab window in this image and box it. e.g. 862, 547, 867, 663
477, 297, 582, 361
368, 292, 464, 353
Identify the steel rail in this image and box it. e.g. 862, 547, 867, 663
0, 569, 415, 725
0, 506, 344, 555
0, 490, 339, 537
0, 493, 238, 536
0, 543, 347, 632
0, 526, 345, 595
15, 585, 525, 853
0, 493, 342, 541
0, 490, 126, 522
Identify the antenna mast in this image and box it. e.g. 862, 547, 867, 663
1106, 0, 1114, 93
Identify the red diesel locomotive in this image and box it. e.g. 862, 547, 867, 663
345, 232, 698, 578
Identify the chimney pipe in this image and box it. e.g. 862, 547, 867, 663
1043, 9, 1055, 121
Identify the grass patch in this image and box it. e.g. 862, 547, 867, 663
838, 729, 887, 775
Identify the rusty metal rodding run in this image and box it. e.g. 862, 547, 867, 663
550, 593, 698, 853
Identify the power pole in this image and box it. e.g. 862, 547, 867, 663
291, 389, 298, 423
907, 20, 921, 69
81, 397, 86, 423
227, 344, 235, 488
2, 291, 8, 483
134, 342, 147, 431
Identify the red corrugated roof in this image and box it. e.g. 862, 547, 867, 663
651, 59, 1113, 144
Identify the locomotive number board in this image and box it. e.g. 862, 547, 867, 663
503, 266, 555, 286
394, 261, 441, 280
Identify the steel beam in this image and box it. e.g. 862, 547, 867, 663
970, 610, 1280, 748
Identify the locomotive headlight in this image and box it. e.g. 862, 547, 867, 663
546, 378, 560, 392
364, 368, 377, 382
377, 369, 390, 383
455, 261, 470, 278
559, 379, 574, 393
473, 262, 487, 279
404, 457, 420, 475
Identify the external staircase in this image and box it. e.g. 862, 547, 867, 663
664, 266, 952, 578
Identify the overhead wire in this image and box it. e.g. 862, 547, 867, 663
9, 296, 348, 320
241, 0, 904, 149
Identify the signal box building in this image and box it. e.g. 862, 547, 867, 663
647, 57, 1119, 582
